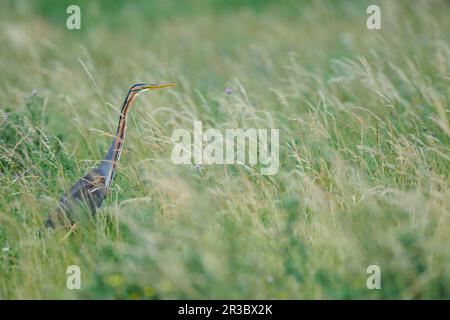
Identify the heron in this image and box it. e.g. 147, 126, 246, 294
44, 82, 175, 229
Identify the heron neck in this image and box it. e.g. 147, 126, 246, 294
99, 90, 138, 187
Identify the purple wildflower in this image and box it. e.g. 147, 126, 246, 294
224, 87, 233, 95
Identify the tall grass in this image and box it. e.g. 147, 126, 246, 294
0, 0, 449, 299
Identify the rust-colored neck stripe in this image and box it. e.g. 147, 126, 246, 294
112, 90, 137, 169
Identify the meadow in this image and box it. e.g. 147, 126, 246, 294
0, 0, 449, 299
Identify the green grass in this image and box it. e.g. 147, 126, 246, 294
0, 0, 449, 299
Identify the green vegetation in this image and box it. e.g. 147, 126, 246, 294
0, 0, 449, 299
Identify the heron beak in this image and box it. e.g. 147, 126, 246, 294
143, 82, 176, 90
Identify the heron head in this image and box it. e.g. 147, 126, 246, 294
130, 82, 176, 95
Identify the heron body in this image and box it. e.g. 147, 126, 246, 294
44, 82, 175, 229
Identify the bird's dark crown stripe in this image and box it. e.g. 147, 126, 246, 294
130, 83, 145, 91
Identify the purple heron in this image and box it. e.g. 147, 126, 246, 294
45, 82, 175, 229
